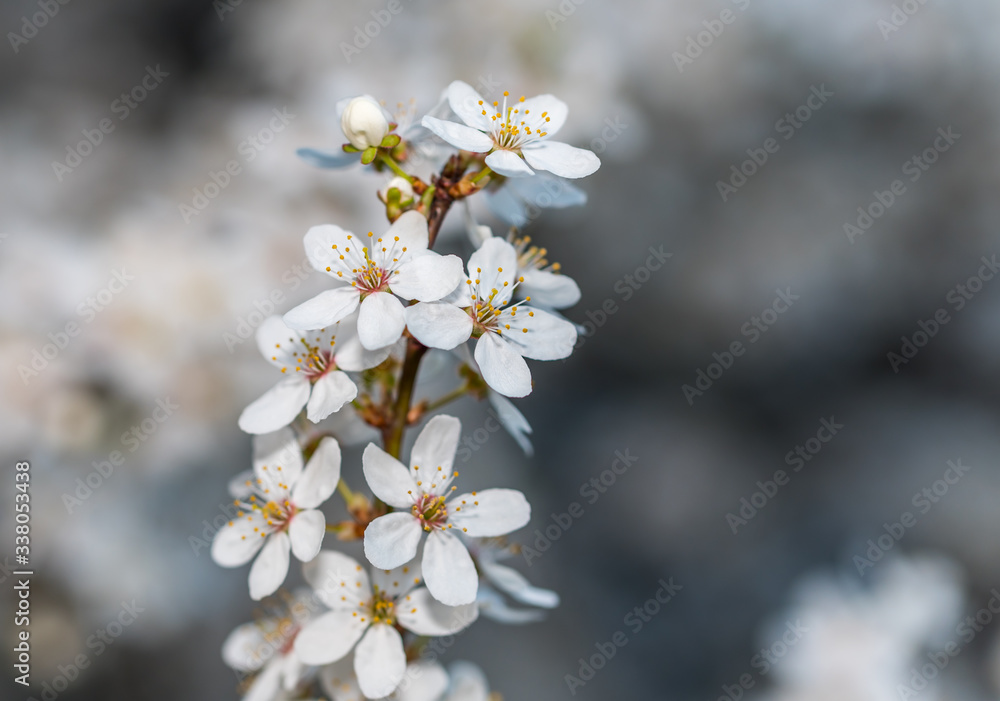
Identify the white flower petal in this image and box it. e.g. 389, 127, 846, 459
480, 560, 559, 608
289, 509, 326, 562
252, 427, 304, 497
303, 550, 371, 609
476, 584, 546, 624
362, 443, 418, 508
488, 393, 533, 457
211, 512, 268, 567
397, 660, 450, 701
519, 268, 581, 309
244, 659, 284, 701
485, 149, 534, 177
355, 624, 407, 699
292, 436, 342, 509
485, 171, 586, 234
221, 622, 271, 672
446, 661, 490, 701
294, 610, 368, 666
484, 186, 529, 227
228, 469, 256, 500
449, 489, 530, 537
445, 80, 492, 131
358, 292, 405, 350
522, 141, 600, 179
297, 146, 358, 170
499, 306, 577, 360
519, 94, 569, 137
421, 115, 494, 153
466, 238, 518, 296
410, 415, 461, 477
306, 371, 358, 423
319, 656, 362, 701
238, 377, 311, 434
364, 512, 423, 570
403, 302, 473, 350
334, 326, 396, 372
255, 315, 300, 368
304, 224, 356, 277
474, 333, 532, 398
386, 209, 430, 255
371, 557, 423, 600
391, 253, 464, 302
509, 171, 587, 207
278, 652, 304, 692
284, 288, 360, 331
396, 585, 479, 635
421, 530, 478, 606
249, 531, 291, 600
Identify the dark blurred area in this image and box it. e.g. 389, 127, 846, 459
4, 1, 1000, 700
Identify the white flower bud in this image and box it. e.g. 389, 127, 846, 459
380, 176, 415, 203
341, 96, 389, 150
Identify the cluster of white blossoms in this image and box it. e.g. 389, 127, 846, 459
209, 79, 599, 700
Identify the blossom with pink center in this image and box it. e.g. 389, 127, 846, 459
239, 314, 392, 435
362, 415, 531, 606
212, 429, 341, 600
221, 591, 318, 701
421, 81, 600, 179
403, 238, 578, 397
294, 551, 477, 698
283, 211, 464, 350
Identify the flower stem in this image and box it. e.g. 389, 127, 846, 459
383, 337, 428, 459
382, 159, 460, 455
424, 385, 470, 412
336, 478, 354, 504
378, 152, 414, 182
470, 164, 493, 184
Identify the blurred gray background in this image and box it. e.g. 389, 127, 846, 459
4, 0, 1000, 699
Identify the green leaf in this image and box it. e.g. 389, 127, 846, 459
361, 146, 378, 165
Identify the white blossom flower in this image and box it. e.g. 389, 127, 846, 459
221, 591, 318, 701
294, 550, 477, 698
283, 212, 464, 350
421, 81, 600, 179
320, 656, 449, 701
402, 238, 577, 397
238, 315, 392, 435
362, 415, 531, 606
298, 95, 395, 169
212, 429, 341, 600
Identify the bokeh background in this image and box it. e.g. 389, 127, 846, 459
4, 0, 1000, 699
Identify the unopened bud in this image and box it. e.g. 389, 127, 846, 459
341, 96, 390, 150
380, 176, 415, 204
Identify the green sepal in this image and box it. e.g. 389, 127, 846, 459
361, 146, 378, 165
